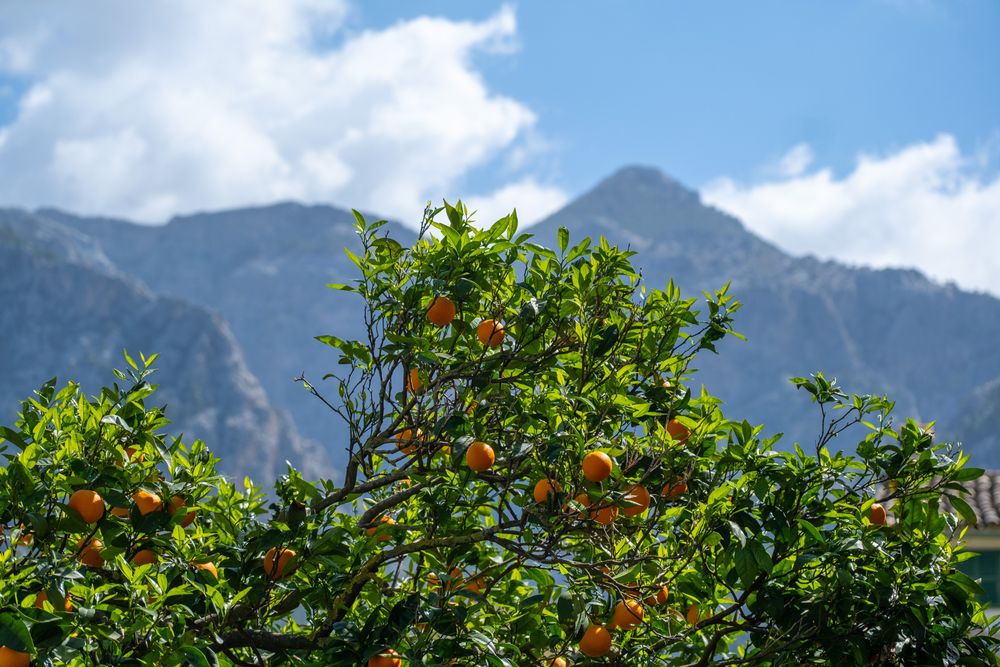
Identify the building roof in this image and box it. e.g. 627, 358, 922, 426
963, 472, 1000, 528
877, 471, 1000, 530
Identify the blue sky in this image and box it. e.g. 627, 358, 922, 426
355, 0, 1000, 191
0, 1, 997, 293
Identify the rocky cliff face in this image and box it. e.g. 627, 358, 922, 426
0, 209, 333, 483
43, 204, 412, 457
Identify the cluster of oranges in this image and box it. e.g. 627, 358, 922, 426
392, 294, 505, 469
60, 487, 197, 572
425, 295, 505, 348
364, 296, 701, 663
528, 446, 695, 658
569, 585, 704, 659
0, 455, 212, 665
531, 430, 691, 524
7, 447, 303, 634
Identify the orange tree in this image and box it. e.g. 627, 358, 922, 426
1, 203, 998, 665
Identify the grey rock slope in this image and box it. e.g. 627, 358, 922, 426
952, 378, 1000, 463
530, 167, 1000, 459
41, 204, 413, 461
0, 209, 332, 482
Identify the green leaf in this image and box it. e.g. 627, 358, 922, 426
557, 226, 569, 253
950, 495, 979, 526
735, 547, 757, 585
954, 468, 986, 482
519, 593, 547, 609
796, 518, 825, 545
176, 645, 213, 667
0, 613, 32, 654
556, 590, 575, 625
750, 540, 773, 573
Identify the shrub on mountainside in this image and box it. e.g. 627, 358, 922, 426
0, 203, 996, 665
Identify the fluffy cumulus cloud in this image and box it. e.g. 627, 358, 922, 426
0, 1, 565, 224
703, 135, 1000, 296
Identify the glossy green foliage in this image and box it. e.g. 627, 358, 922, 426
0, 204, 996, 665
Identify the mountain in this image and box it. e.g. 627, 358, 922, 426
530, 167, 1000, 458
953, 380, 1000, 462
0, 209, 332, 482
6, 164, 999, 474
41, 204, 414, 456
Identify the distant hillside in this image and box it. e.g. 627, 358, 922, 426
953, 379, 1000, 462
6, 165, 999, 475
531, 167, 1000, 459
0, 209, 332, 482
43, 204, 413, 458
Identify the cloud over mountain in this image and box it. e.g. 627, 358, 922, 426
0, 1, 564, 224
703, 134, 1000, 296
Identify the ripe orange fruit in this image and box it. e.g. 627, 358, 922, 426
579, 623, 612, 657
622, 485, 650, 516
0, 646, 30, 667
405, 368, 422, 393
549, 659, 567, 667
78, 538, 104, 568
582, 451, 613, 483
593, 503, 619, 526
68, 489, 105, 524
110, 506, 130, 519
463, 576, 486, 594
666, 419, 690, 445
193, 561, 218, 579
395, 428, 422, 455
426, 296, 457, 327
115, 446, 145, 467
368, 648, 401, 667
573, 492, 593, 519
644, 585, 669, 606
34, 591, 72, 611
465, 441, 495, 472
686, 603, 700, 625
132, 549, 157, 566
168, 495, 197, 527
367, 516, 396, 542
133, 490, 162, 516
428, 566, 463, 591
612, 599, 644, 630
263, 547, 297, 580
533, 478, 561, 503
869, 503, 887, 526
476, 319, 505, 347
663, 480, 688, 500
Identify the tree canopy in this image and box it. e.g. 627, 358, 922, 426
1, 203, 996, 665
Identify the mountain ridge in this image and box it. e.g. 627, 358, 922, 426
5, 163, 998, 472
531, 165, 1000, 458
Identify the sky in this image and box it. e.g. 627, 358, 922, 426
0, 1, 998, 294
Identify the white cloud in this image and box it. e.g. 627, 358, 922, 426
703, 134, 1000, 296
775, 143, 813, 177
466, 178, 569, 227
0, 2, 564, 224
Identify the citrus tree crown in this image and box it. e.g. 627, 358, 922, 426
0, 203, 996, 665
